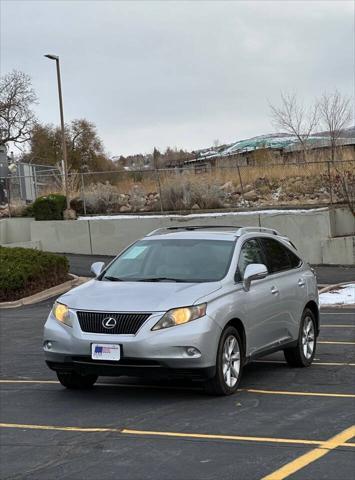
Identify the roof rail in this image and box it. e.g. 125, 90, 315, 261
236, 226, 281, 236
146, 225, 241, 236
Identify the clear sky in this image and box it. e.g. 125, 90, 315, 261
1, 0, 354, 156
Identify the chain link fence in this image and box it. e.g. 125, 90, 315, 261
1, 160, 354, 216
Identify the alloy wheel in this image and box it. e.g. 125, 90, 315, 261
222, 335, 241, 387
302, 316, 315, 359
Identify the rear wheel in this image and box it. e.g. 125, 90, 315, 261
284, 308, 317, 367
57, 372, 98, 389
205, 326, 243, 396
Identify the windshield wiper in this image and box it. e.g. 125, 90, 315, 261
137, 277, 187, 282
103, 276, 124, 282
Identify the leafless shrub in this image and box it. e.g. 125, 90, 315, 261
82, 182, 124, 213
161, 178, 224, 210
129, 184, 146, 211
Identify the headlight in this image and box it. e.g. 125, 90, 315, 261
152, 303, 207, 331
52, 302, 72, 327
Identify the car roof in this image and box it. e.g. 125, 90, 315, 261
142, 226, 296, 250
143, 230, 239, 241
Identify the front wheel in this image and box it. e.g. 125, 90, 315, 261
57, 372, 98, 389
205, 326, 243, 396
284, 308, 317, 367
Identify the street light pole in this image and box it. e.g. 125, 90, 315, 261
44, 54, 72, 216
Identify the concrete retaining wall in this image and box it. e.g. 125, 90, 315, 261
1, 208, 354, 265
321, 236, 355, 265
260, 210, 331, 264
88, 213, 259, 255
329, 207, 355, 237
30, 220, 92, 254
0, 218, 33, 244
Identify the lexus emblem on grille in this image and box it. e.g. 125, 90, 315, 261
102, 317, 117, 329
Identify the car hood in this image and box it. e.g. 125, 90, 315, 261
59, 279, 222, 312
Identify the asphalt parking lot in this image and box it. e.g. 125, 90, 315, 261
0, 299, 354, 480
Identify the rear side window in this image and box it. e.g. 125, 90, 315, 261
236, 239, 265, 280
260, 238, 300, 273
287, 248, 302, 268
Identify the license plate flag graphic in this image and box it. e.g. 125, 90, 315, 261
91, 343, 120, 361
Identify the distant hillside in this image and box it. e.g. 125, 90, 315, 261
113, 126, 355, 168
195, 126, 355, 159
311, 126, 355, 138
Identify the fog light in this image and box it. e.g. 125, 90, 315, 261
45, 341, 52, 350
186, 347, 200, 357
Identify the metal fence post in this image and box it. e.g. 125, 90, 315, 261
7, 177, 11, 217
81, 173, 87, 216
33, 166, 38, 199
327, 161, 333, 204
155, 169, 164, 213
237, 165, 245, 200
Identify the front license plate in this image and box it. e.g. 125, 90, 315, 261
91, 343, 121, 361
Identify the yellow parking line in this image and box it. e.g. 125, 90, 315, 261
318, 341, 355, 345
261, 425, 355, 480
1, 422, 355, 449
0, 379, 194, 391
242, 389, 355, 398
121, 428, 323, 446
0, 422, 120, 433
1, 380, 354, 398
121, 428, 355, 449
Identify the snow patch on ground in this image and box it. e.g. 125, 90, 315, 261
78, 207, 327, 221
320, 284, 355, 306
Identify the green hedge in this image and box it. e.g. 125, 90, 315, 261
0, 246, 69, 302
32, 194, 67, 220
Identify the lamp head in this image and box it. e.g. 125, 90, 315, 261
44, 54, 59, 60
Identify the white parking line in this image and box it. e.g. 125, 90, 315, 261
252, 360, 355, 366
321, 312, 355, 315
321, 325, 355, 328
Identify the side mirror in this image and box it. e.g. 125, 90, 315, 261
91, 261, 105, 277
243, 263, 268, 292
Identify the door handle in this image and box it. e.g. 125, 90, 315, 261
271, 286, 279, 295
298, 279, 305, 287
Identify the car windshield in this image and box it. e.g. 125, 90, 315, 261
101, 238, 235, 283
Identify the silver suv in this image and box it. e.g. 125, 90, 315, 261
44, 226, 319, 395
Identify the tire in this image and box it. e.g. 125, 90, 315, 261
284, 308, 317, 367
205, 326, 243, 396
57, 372, 98, 389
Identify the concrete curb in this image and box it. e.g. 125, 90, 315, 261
318, 282, 353, 294
319, 281, 355, 308
0, 274, 90, 309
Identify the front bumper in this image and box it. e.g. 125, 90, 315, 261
43, 309, 221, 376
46, 354, 215, 379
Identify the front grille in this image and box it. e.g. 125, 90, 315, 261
76, 311, 151, 334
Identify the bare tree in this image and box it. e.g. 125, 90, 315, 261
317, 90, 352, 162
270, 93, 319, 162
317, 90, 354, 216
0, 70, 37, 147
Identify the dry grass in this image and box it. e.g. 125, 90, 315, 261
17, 161, 354, 213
